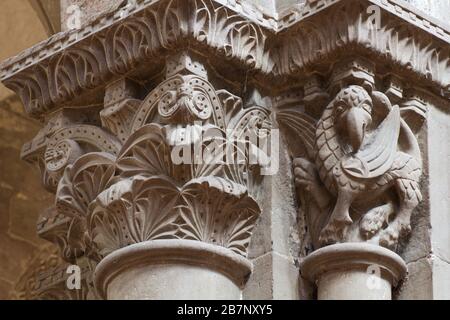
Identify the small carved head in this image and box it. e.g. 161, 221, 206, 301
159, 80, 212, 124
333, 85, 373, 152
177, 83, 194, 98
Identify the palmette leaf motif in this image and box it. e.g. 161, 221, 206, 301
87, 175, 260, 258
193, 0, 270, 70
89, 176, 181, 257
56, 153, 117, 218
42, 43, 273, 263
179, 177, 260, 256
54, 152, 117, 260
116, 124, 173, 178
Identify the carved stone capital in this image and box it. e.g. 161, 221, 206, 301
2, 0, 450, 300
1, 0, 449, 117
14, 50, 274, 299
278, 57, 426, 253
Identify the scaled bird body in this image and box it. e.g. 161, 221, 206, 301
285, 86, 422, 248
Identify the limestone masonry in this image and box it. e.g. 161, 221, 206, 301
0, 0, 449, 300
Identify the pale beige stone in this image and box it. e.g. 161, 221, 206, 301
0, 0, 450, 300
301, 243, 407, 300
95, 240, 251, 300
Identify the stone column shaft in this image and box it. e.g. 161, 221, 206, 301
1, 0, 450, 300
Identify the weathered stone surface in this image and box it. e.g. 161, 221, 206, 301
248, 141, 300, 259
0, 233, 37, 282
272, 252, 300, 300
60, 0, 124, 31
243, 253, 273, 300
405, 0, 450, 23
0, 278, 13, 300
428, 106, 450, 264
432, 256, 450, 300
1, 0, 450, 300
245, 141, 304, 299
396, 257, 433, 300
243, 252, 299, 300
0, 185, 13, 232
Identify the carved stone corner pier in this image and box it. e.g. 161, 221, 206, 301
1, 0, 450, 300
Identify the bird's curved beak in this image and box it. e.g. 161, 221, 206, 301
344, 108, 369, 152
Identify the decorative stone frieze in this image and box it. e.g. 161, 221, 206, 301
1, 0, 450, 117
2, 0, 450, 300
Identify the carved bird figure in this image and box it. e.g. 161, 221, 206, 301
281, 85, 422, 248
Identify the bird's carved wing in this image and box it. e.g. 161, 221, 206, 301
342, 106, 401, 179
276, 109, 316, 161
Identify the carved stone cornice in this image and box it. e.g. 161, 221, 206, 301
2, 0, 449, 300
1, 0, 450, 118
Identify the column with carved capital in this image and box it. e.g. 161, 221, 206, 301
2, 0, 450, 300
90, 52, 270, 299
279, 56, 427, 299
38, 52, 270, 300
1, 0, 278, 300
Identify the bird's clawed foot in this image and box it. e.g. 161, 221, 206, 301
379, 219, 411, 249
319, 215, 353, 245
360, 204, 393, 239
293, 158, 319, 191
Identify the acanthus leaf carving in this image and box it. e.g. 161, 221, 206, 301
116, 124, 171, 178
89, 175, 181, 258
56, 152, 117, 219
88, 174, 260, 259
46, 53, 269, 266
1, 0, 448, 300
2, 0, 450, 118
179, 176, 260, 256
54, 152, 117, 260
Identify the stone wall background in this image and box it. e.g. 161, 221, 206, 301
0, 0, 54, 299
0, 97, 55, 299
0, 0, 449, 300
